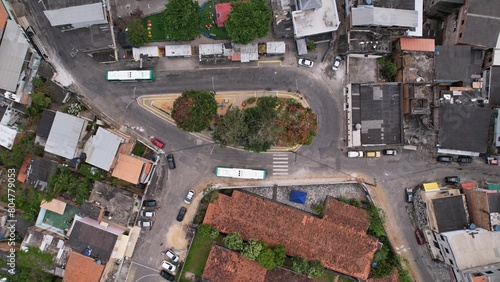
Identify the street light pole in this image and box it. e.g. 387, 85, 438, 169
212, 76, 215, 94
126, 86, 137, 109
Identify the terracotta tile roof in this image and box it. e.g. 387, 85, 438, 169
111, 154, 144, 184
0, 3, 7, 31
264, 266, 313, 282
63, 252, 104, 282
203, 191, 378, 280
16, 156, 31, 183
367, 270, 399, 282
399, 38, 435, 52
203, 245, 267, 282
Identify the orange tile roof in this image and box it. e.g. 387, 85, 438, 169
63, 252, 104, 282
399, 38, 435, 52
111, 154, 144, 184
203, 191, 378, 280
0, 3, 8, 31
17, 157, 31, 183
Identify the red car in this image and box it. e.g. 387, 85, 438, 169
415, 229, 425, 245
151, 137, 165, 149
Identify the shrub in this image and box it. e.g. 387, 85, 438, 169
291, 256, 309, 274
307, 260, 324, 277
273, 245, 286, 267
257, 247, 276, 270
241, 239, 264, 261
223, 232, 244, 251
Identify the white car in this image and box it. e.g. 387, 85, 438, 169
332, 55, 342, 71
184, 190, 195, 204
347, 151, 364, 158
298, 58, 314, 68
137, 220, 152, 228
140, 210, 155, 218
161, 260, 177, 272
165, 249, 179, 262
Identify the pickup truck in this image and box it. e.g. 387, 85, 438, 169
366, 151, 381, 158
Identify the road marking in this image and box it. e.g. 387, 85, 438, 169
273, 168, 289, 171
130, 261, 159, 272
273, 157, 288, 160
272, 154, 289, 175
273, 172, 289, 175
273, 161, 288, 164
273, 165, 289, 168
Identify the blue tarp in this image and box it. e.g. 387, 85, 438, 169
289, 190, 307, 204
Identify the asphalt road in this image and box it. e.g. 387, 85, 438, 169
22, 1, 500, 281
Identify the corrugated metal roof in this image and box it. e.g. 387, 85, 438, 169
132, 46, 160, 61
400, 38, 435, 52
40, 199, 67, 215
352, 7, 418, 28
165, 45, 192, 57
45, 112, 86, 159
43, 3, 106, 28
266, 42, 286, 54
84, 127, 122, 171
0, 20, 29, 93
0, 124, 17, 150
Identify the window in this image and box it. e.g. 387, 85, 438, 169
445, 248, 450, 254
461, 20, 464, 25
449, 259, 454, 265
459, 33, 463, 38
485, 271, 493, 274
440, 235, 445, 240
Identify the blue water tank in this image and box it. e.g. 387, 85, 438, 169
469, 223, 476, 230
365, 0, 373, 4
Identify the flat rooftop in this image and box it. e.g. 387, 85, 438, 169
291, 0, 339, 38
432, 195, 468, 233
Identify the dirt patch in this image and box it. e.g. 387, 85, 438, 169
166, 224, 188, 253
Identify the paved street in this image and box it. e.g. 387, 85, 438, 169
17, 0, 500, 281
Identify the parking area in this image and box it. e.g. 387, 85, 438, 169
347, 55, 379, 83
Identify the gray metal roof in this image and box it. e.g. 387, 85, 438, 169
488, 67, 500, 106
47, 0, 100, 10
351, 7, 418, 28
36, 110, 56, 139
26, 158, 58, 191
0, 20, 29, 92
43, 2, 106, 28
45, 112, 86, 159
84, 127, 122, 171
432, 195, 468, 233
434, 45, 482, 85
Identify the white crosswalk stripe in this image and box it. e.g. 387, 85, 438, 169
272, 153, 289, 175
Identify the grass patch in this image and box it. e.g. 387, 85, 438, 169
199, 2, 229, 39
143, 13, 166, 41
313, 270, 338, 282
181, 232, 216, 278
132, 142, 147, 157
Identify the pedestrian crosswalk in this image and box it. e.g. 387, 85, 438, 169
272, 153, 289, 175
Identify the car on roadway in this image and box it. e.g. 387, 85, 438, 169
405, 188, 414, 203
382, 149, 397, 156
415, 229, 425, 245
151, 137, 165, 149
167, 154, 176, 170
140, 210, 155, 218
184, 190, 195, 204
164, 249, 179, 262
347, 151, 364, 158
161, 260, 177, 272
137, 220, 152, 228
142, 200, 157, 208
457, 156, 473, 164
437, 155, 454, 163
159, 270, 175, 281
298, 58, 314, 68
366, 151, 381, 158
176, 207, 187, 222
332, 56, 342, 71
445, 176, 461, 185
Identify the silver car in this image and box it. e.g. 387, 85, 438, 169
298, 58, 314, 68
332, 56, 342, 71
184, 190, 195, 204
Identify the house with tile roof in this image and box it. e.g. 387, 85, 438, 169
63, 252, 104, 282
203, 190, 379, 280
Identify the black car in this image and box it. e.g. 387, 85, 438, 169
143, 200, 157, 207
457, 156, 473, 164
405, 188, 414, 203
176, 207, 187, 222
167, 154, 176, 170
159, 270, 175, 281
445, 176, 461, 184
437, 155, 454, 163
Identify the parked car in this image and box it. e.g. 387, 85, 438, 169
184, 190, 195, 204
445, 176, 461, 185
151, 137, 165, 149
347, 151, 364, 158
332, 55, 342, 71
298, 58, 314, 68
457, 156, 473, 164
159, 270, 175, 281
142, 200, 157, 207
164, 249, 179, 263
415, 229, 425, 245
366, 151, 381, 158
437, 155, 454, 163
137, 220, 152, 228
176, 207, 187, 222
161, 260, 177, 272
140, 210, 155, 218
167, 154, 176, 170
486, 156, 499, 165
382, 149, 397, 156
405, 188, 414, 203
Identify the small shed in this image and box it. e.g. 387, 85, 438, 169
296, 38, 308, 55
165, 45, 192, 57
266, 41, 286, 55
289, 190, 307, 204
132, 46, 161, 61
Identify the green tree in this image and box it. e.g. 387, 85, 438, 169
291, 256, 309, 274
273, 245, 286, 267
172, 90, 218, 132
307, 260, 324, 277
223, 232, 244, 251
28, 92, 51, 116
367, 204, 386, 238
13, 247, 60, 281
257, 247, 276, 270
162, 0, 200, 40
225, 0, 272, 44
241, 239, 264, 261
243, 97, 281, 152
213, 106, 248, 146
198, 224, 214, 237
381, 62, 397, 81
127, 18, 150, 46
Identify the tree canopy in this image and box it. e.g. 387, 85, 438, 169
127, 18, 150, 47
12, 247, 60, 282
172, 90, 218, 132
212, 107, 248, 146
162, 0, 201, 41
291, 256, 309, 274
223, 232, 244, 251
241, 239, 265, 261
225, 0, 272, 44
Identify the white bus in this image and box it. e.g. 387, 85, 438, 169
215, 167, 267, 180
106, 70, 155, 81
